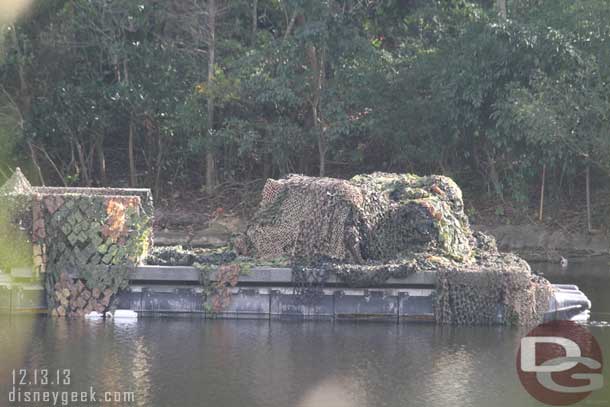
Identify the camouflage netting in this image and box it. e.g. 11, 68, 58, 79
435, 268, 554, 326
0, 169, 153, 317
243, 173, 472, 262
240, 172, 554, 325
147, 245, 238, 266
434, 238, 554, 325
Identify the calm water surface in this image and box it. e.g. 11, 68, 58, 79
1, 259, 609, 407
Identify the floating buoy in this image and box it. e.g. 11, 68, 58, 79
560, 256, 568, 268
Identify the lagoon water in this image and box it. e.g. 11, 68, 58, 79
1, 259, 609, 407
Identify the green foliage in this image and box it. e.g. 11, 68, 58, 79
375, 1, 610, 200
0, 0, 608, 206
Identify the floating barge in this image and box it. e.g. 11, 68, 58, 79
120, 266, 592, 322
0, 170, 594, 323
1, 265, 589, 322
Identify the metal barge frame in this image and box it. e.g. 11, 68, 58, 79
0, 265, 592, 322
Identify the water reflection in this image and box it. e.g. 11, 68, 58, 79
298, 376, 366, 407
0, 317, 608, 407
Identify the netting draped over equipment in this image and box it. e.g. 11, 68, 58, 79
241, 172, 555, 325
245, 173, 473, 263
435, 269, 554, 326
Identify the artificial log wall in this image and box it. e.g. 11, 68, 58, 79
0, 169, 153, 317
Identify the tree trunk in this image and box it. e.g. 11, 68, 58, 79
28, 141, 45, 186
496, 0, 507, 19
123, 56, 136, 187
538, 164, 545, 221
306, 43, 326, 177
484, 148, 504, 202
34, 144, 67, 186
205, 0, 218, 194
252, 0, 258, 43
318, 135, 326, 177
128, 118, 136, 187
87, 140, 96, 185
154, 130, 163, 201
586, 164, 592, 233
75, 140, 91, 186
10, 25, 31, 113
96, 133, 106, 185
283, 10, 298, 42
487, 159, 503, 201
263, 152, 272, 179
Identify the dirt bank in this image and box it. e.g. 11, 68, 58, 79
153, 183, 609, 263
474, 224, 609, 262
153, 211, 608, 263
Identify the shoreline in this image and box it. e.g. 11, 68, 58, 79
474, 224, 609, 263
153, 215, 609, 263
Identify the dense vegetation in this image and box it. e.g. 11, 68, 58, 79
1, 0, 609, 217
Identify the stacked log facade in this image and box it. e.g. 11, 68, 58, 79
0, 169, 152, 316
